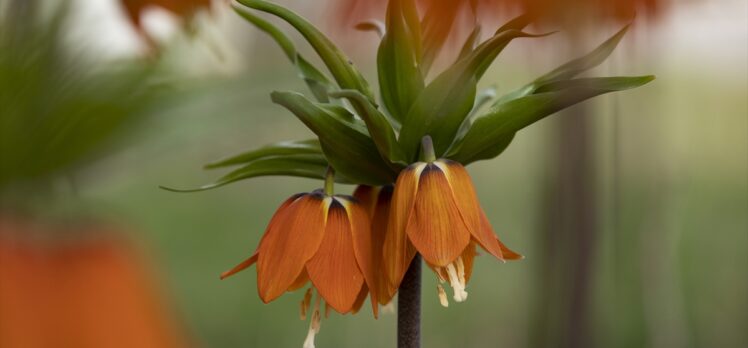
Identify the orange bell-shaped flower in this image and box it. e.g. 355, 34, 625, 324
220, 189, 377, 347
353, 185, 396, 307
383, 159, 521, 306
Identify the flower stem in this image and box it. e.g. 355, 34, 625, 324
397, 254, 421, 348
324, 167, 335, 196
420, 136, 436, 163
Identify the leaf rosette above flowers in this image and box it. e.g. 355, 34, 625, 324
165, 0, 652, 191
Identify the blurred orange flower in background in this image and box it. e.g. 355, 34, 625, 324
0, 218, 188, 348
119, 0, 212, 49
333, 0, 666, 27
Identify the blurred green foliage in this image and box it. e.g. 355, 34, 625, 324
0, 0, 166, 198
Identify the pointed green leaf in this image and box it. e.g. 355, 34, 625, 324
453, 13, 533, 75
204, 139, 321, 169
233, 6, 333, 102
446, 75, 655, 164
271, 91, 397, 185
473, 13, 535, 79
398, 29, 549, 160
236, 0, 375, 102
537, 24, 629, 85
495, 13, 534, 35
160, 155, 336, 193
470, 86, 498, 117
377, 0, 424, 120
329, 90, 406, 166
401, 0, 422, 59
457, 25, 482, 61
494, 24, 630, 106
452, 86, 498, 141
397, 71, 475, 161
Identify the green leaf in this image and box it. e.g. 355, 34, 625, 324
420, 0, 462, 75
204, 139, 322, 169
398, 29, 548, 161
453, 13, 533, 77
494, 24, 630, 106
537, 24, 629, 85
495, 13, 534, 35
329, 90, 406, 166
473, 13, 535, 79
271, 91, 397, 185
235, 0, 375, 102
233, 6, 333, 102
470, 86, 497, 117
377, 0, 424, 121
446, 75, 655, 164
452, 86, 497, 141
160, 155, 334, 193
457, 25, 482, 61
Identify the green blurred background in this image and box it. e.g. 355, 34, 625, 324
1, 0, 746, 347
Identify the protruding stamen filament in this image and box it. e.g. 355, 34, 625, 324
300, 288, 313, 320
435, 269, 446, 284
456, 256, 466, 285
437, 284, 449, 307
445, 260, 468, 302
302, 290, 322, 348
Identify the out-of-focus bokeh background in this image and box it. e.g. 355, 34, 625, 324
0, 0, 745, 347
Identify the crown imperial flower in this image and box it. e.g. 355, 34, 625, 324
384, 157, 522, 305
166, 0, 652, 346
220, 186, 377, 347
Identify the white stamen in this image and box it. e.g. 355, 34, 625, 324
437, 284, 449, 307
302, 291, 322, 348
456, 256, 466, 286
302, 309, 320, 348
445, 263, 468, 302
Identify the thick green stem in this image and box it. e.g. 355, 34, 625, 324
324, 167, 335, 196
420, 135, 436, 162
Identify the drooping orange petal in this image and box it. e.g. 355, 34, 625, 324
353, 185, 380, 218
498, 238, 523, 260
345, 197, 380, 317
350, 285, 370, 315
475, 209, 508, 260
306, 199, 365, 313
256, 194, 327, 303
406, 164, 471, 266
221, 194, 303, 280
369, 186, 396, 306
462, 242, 477, 284
383, 164, 424, 292
439, 159, 505, 260
436, 160, 483, 232
287, 269, 310, 291
219, 252, 257, 280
